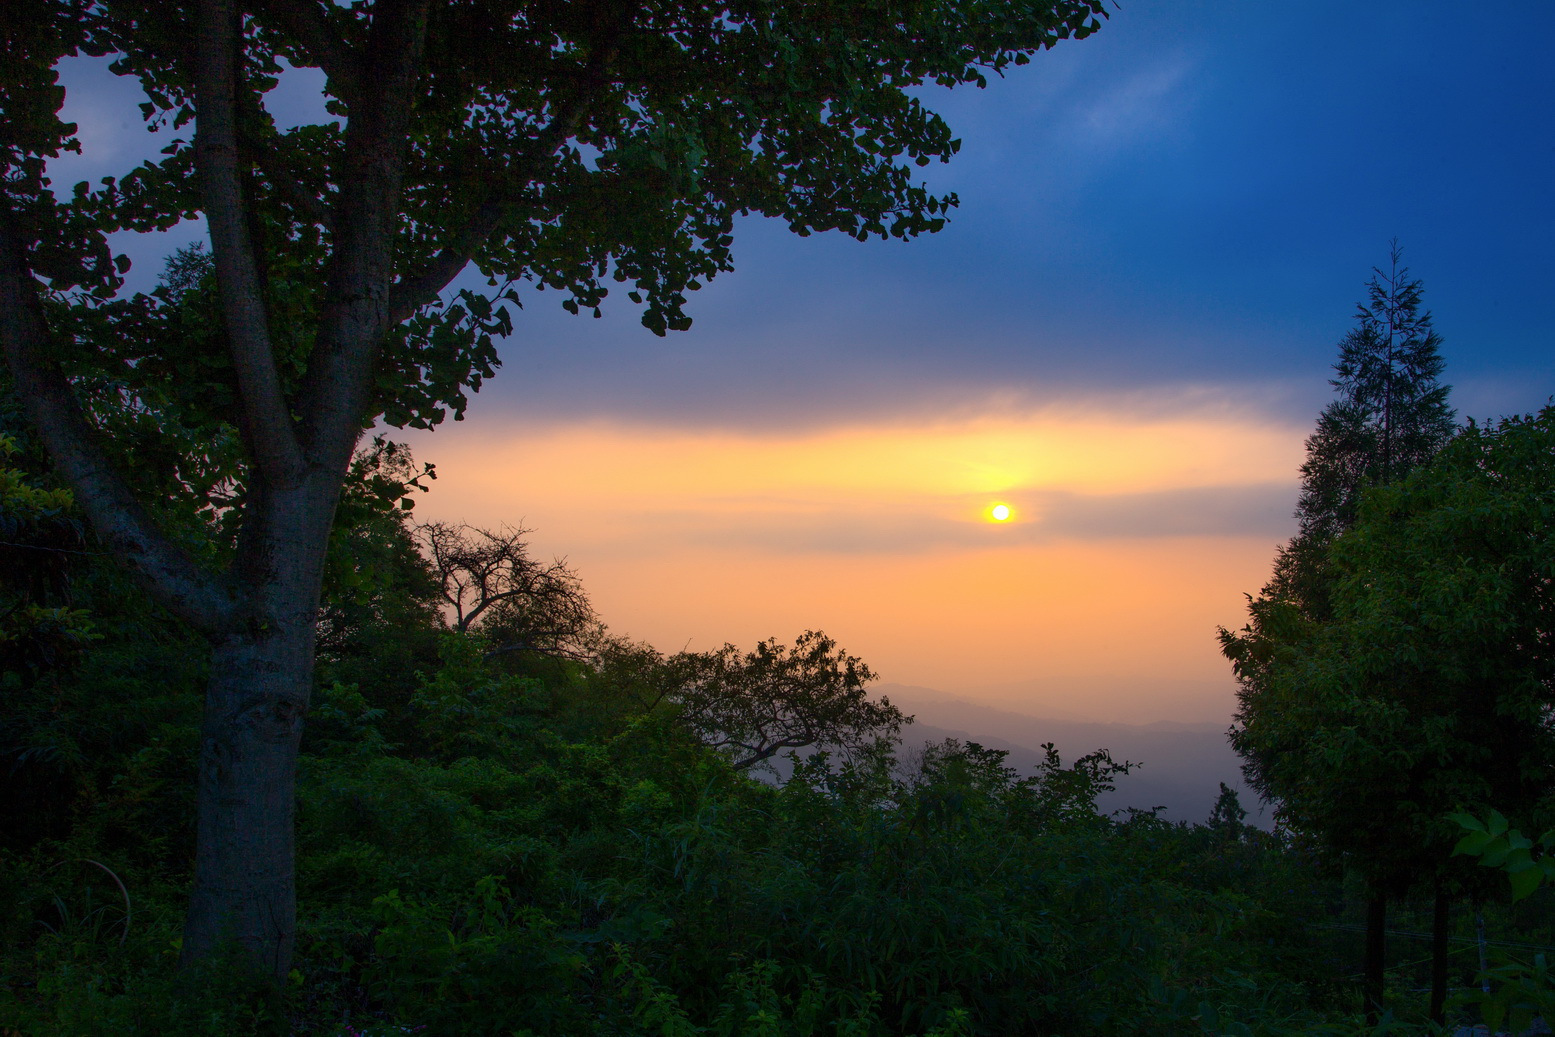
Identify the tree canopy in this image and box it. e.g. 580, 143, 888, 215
667, 630, 906, 772
1222, 246, 1458, 1019
1225, 405, 1555, 1018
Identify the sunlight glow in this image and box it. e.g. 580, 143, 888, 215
405, 402, 1305, 722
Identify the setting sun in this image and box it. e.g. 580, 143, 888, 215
990, 503, 1012, 522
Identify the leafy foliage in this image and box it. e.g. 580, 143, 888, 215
8, 401, 1527, 1033
4, 593, 1428, 1035
664, 630, 907, 771
1232, 407, 1555, 877
3, 0, 1118, 974
1227, 247, 1461, 845
1451, 810, 1555, 902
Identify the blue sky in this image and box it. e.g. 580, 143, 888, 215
446, 0, 1555, 430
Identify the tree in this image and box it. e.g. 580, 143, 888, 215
660, 630, 907, 771
1206, 782, 1247, 840
1269, 241, 1456, 617
1223, 243, 1456, 1020
0, 0, 1109, 977
414, 521, 596, 657
1227, 407, 1555, 1023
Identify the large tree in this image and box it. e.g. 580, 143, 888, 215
1227, 406, 1555, 1023
0, 0, 1107, 978
1268, 242, 1456, 618
1222, 243, 1455, 1020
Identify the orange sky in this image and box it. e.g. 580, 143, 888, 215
401, 395, 1307, 724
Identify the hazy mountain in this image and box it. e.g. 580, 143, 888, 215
878, 683, 1271, 828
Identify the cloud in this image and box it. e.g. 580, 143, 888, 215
404, 397, 1303, 723
1030, 483, 1295, 541
588, 482, 1297, 556
400, 401, 1304, 561
1073, 55, 1200, 150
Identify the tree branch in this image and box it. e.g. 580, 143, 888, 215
294, 0, 431, 472
0, 217, 238, 635
252, 140, 332, 231
233, 87, 333, 232
195, 0, 306, 484
386, 28, 627, 324
255, 0, 365, 108
731, 734, 813, 771
386, 194, 506, 324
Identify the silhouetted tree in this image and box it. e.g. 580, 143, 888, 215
1207, 782, 1248, 839
414, 521, 596, 657
1225, 243, 1456, 1021
615, 631, 908, 771
1271, 242, 1456, 617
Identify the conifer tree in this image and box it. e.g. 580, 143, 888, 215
1224, 243, 1456, 1021
1270, 241, 1455, 617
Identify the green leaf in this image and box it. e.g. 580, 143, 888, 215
1511, 870, 1548, 901
1481, 838, 1513, 868
1448, 811, 1487, 833
1454, 830, 1494, 856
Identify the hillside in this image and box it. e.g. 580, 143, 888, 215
878, 683, 1268, 827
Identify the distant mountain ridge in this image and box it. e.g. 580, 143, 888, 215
877, 683, 1269, 828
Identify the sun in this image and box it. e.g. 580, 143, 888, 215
989, 503, 1012, 522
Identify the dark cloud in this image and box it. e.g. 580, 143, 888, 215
1032, 484, 1296, 541
613, 482, 1298, 557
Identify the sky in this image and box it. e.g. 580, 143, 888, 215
50, 1, 1555, 723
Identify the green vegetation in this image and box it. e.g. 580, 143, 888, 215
1219, 244, 1555, 1031
6, 416, 1555, 1034
1223, 246, 1463, 1022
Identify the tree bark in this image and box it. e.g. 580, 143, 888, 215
1430, 886, 1449, 1025
180, 613, 315, 978
1364, 892, 1386, 1024
177, 486, 337, 980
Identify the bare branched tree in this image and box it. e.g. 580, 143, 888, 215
413, 522, 596, 657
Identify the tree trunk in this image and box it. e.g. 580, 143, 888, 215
1430, 886, 1449, 1024
180, 612, 316, 980
1364, 892, 1387, 1024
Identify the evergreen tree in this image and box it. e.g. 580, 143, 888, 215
1224, 243, 1456, 1021
1271, 242, 1456, 616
